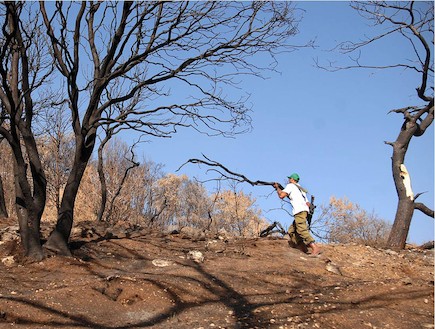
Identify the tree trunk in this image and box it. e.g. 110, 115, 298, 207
16, 204, 44, 260
44, 133, 95, 256
387, 198, 415, 249
44, 160, 87, 256
96, 141, 108, 222
386, 111, 426, 249
0, 174, 8, 218
13, 160, 44, 261
0, 139, 8, 219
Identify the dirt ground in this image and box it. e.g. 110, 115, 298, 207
0, 219, 433, 329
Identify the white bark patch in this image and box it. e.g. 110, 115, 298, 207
400, 164, 414, 200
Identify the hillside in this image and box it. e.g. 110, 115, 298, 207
0, 220, 433, 329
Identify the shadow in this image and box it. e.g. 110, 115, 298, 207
0, 295, 111, 328
1, 235, 433, 328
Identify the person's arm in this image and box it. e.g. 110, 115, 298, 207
274, 183, 288, 199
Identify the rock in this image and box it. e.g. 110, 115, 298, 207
187, 250, 204, 263
0, 226, 20, 242
152, 259, 172, 267
400, 277, 412, 285
1, 256, 15, 267
179, 227, 206, 241
325, 260, 343, 275
206, 240, 226, 253
384, 249, 398, 256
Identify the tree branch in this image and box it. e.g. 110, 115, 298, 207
414, 202, 434, 218
177, 154, 283, 189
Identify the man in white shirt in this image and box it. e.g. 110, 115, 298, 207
274, 173, 321, 256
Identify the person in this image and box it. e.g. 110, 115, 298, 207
274, 173, 322, 256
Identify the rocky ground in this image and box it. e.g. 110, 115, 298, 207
0, 220, 433, 329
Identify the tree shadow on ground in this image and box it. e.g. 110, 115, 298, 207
0, 234, 432, 328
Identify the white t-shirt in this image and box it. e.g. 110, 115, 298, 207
282, 183, 309, 215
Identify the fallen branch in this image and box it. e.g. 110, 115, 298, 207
418, 241, 434, 250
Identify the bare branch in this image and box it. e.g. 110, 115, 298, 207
105, 144, 140, 222
414, 202, 434, 218
177, 154, 282, 189
317, 1, 434, 103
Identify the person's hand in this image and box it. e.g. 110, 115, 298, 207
273, 182, 279, 189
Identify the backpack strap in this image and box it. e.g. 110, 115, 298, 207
293, 183, 309, 201
293, 183, 316, 218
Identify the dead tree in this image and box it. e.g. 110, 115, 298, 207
317, 1, 434, 249
35, 1, 310, 257
0, 3, 53, 260
104, 143, 139, 223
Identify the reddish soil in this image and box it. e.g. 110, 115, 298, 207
0, 220, 433, 329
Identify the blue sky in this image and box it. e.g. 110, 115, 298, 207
131, 2, 434, 244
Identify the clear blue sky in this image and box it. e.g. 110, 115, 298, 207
131, 2, 434, 244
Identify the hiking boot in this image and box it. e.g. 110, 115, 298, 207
308, 242, 322, 256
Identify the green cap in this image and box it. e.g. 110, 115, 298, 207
288, 173, 300, 182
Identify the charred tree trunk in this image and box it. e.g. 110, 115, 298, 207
388, 198, 415, 249
12, 144, 46, 261
386, 101, 434, 249
96, 137, 108, 222
0, 174, 8, 218
44, 159, 88, 256
0, 139, 8, 219
44, 132, 96, 256
387, 124, 414, 249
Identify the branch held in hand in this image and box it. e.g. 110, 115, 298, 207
177, 154, 284, 190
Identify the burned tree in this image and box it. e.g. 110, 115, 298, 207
96, 137, 139, 223
0, 1, 310, 259
0, 174, 8, 219
0, 2, 54, 260
0, 138, 9, 218
321, 1, 434, 249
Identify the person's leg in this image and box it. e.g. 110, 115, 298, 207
293, 211, 322, 255
287, 220, 298, 246
288, 220, 308, 253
